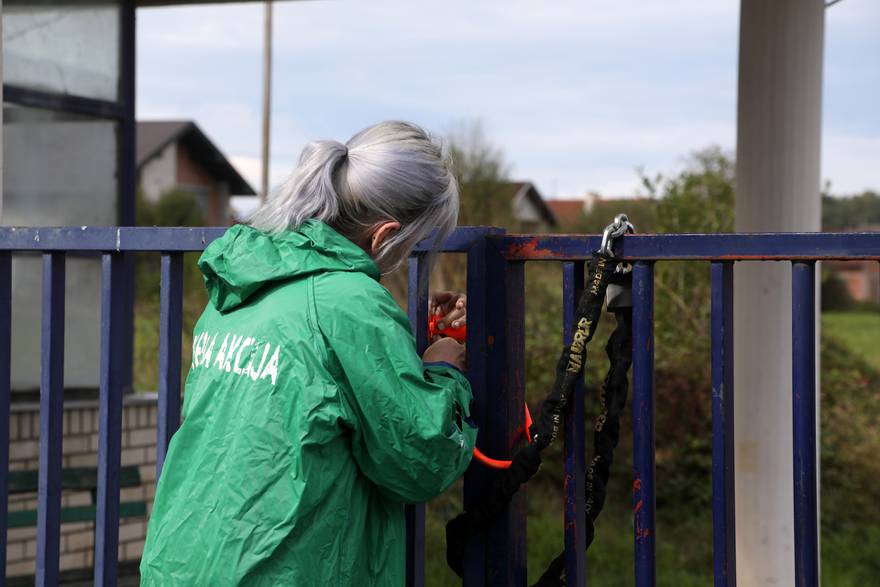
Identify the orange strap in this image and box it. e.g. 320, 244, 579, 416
471, 404, 533, 469
426, 311, 530, 469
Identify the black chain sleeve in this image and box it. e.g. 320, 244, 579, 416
445, 254, 622, 577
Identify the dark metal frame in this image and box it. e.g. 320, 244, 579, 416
1, 227, 877, 586
2, 86, 126, 120
0, 255, 10, 580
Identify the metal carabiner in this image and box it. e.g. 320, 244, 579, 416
598, 213, 635, 258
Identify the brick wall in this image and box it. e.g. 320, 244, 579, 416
6, 395, 158, 579
826, 260, 880, 303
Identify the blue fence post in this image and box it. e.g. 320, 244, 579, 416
484, 240, 527, 586
632, 261, 656, 587
36, 253, 65, 587
0, 252, 11, 580
792, 262, 819, 587
95, 253, 126, 586
406, 254, 429, 587
710, 262, 736, 586
462, 229, 499, 584
157, 253, 184, 479
562, 261, 587, 584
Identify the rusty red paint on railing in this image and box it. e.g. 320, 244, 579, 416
504, 237, 558, 260
496, 233, 880, 261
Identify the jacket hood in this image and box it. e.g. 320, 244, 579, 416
198, 220, 380, 312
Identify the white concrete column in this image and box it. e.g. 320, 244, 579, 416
734, 1, 824, 585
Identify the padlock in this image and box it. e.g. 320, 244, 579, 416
605, 282, 632, 310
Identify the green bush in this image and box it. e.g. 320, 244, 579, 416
821, 273, 856, 312
136, 189, 206, 228
133, 189, 210, 392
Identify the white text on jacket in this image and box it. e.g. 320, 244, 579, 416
190, 332, 281, 386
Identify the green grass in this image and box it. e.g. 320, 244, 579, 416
425, 478, 716, 586
822, 311, 880, 370
820, 310, 880, 585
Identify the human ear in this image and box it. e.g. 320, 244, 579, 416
370, 221, 401, 256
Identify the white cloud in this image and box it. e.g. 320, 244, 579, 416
137, 0, 880, 204
822, 132, 880, 194
826, 0, 880, 27
228, 155, 262, 193
230, 195, 260, 220
139, 4, 262, 52
229, 154, 294, 195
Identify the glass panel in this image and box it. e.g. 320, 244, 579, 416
3, 1, 121, 102
10, 255, 103, 394
2, 104, 118, 226
2, 103, 117, 393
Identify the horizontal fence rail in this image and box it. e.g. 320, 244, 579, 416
499, 233, 880, 261
4, 227, 880, 259
0, 227, 877, 587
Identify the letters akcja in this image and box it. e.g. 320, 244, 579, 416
190, 331, 281, 386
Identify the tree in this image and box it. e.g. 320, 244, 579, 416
572, 197, 659, 234
643, 146, 735, 373
136, 189, 206, 228
821, 273, 855, 312
447, 121, 516, 228
823, 190, 880, 230
633, 147, 736, 508
133, 190, 209, 391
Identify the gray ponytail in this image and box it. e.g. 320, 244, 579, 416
248, 121, 459, 275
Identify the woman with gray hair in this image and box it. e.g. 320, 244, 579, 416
141, 121, 476, 586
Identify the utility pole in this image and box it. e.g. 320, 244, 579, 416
260, 1, 273, 203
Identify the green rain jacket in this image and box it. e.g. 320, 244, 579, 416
140, 220, 477, 586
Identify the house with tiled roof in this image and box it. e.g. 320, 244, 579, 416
505, 181, 558, 230
548, 194, 657, 232
137, 121, 256, 225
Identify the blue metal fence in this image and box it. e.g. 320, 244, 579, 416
1, 226, 878, 586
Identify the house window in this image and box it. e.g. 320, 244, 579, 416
3, 105, 118, 226
3, 1, 121, 101
2, 0, 135, 395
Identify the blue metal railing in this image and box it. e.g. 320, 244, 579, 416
710, 262, 736, 584
1, 226, 878, 586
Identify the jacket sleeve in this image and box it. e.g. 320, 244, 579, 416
313, 272, 477, 503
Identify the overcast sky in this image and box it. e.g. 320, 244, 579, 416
137, 0, 880, 200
